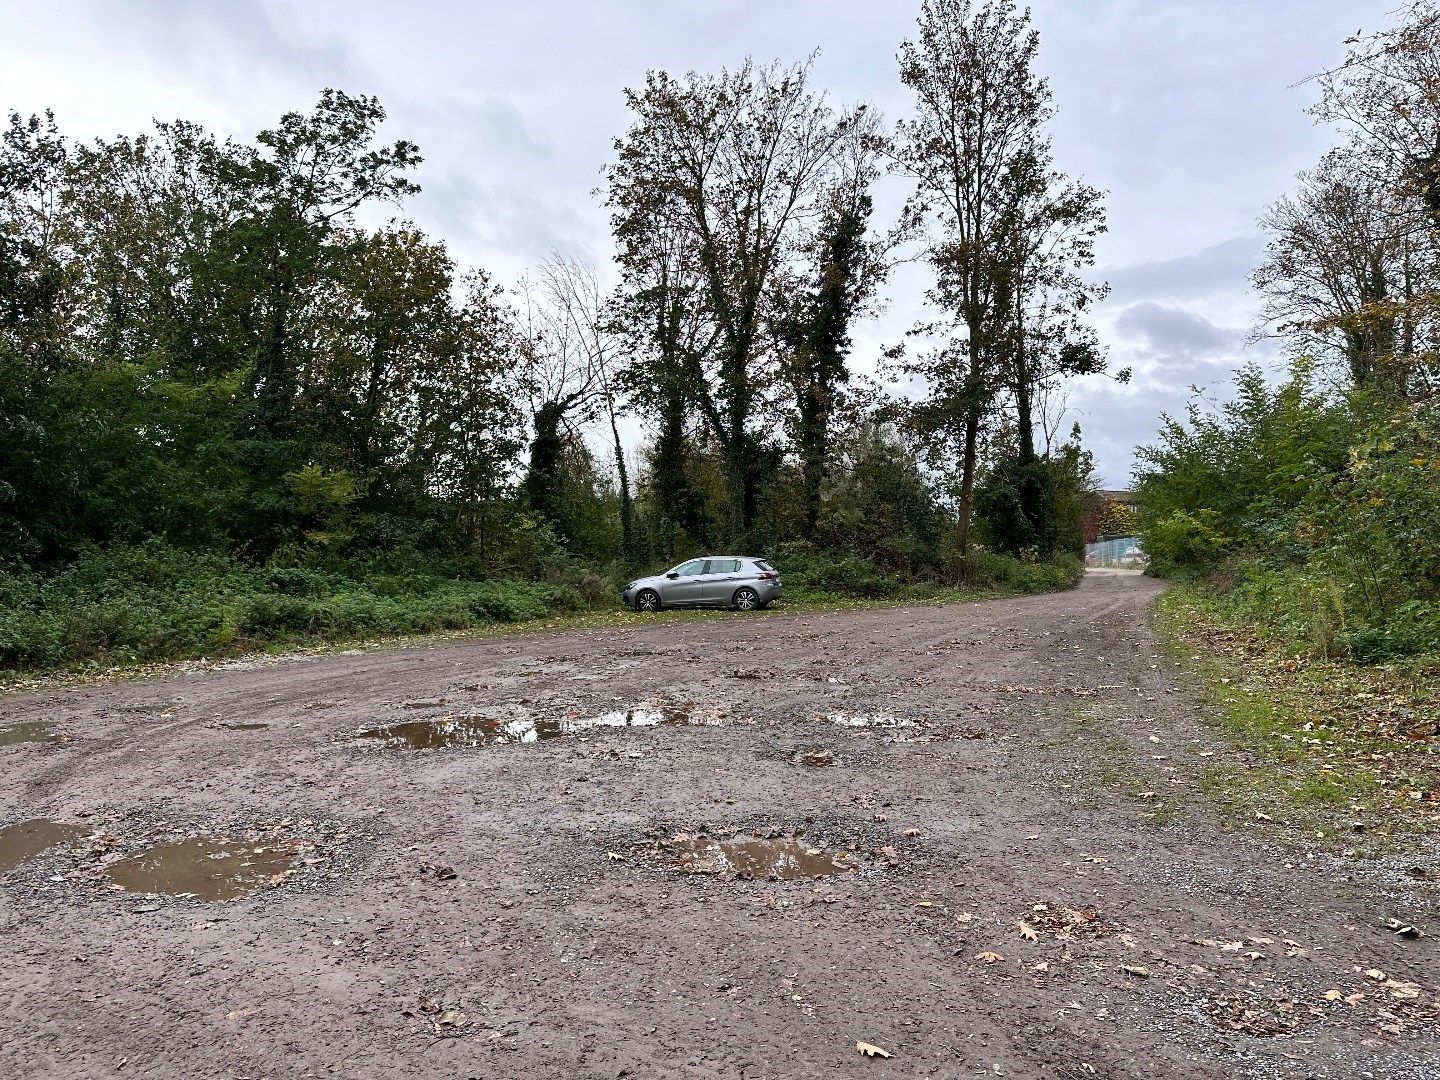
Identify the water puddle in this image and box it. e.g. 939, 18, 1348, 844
220, 723, 271, 731
122, 701, 178, 715
583, 705, 725, 729
0, 721, 61, 747
825, 713, 919, 730
356, 703, 727, 749
107, 838, 296, 901
0, 820, 88, 875
356, 715, 562, 749
663, 834, 858, 880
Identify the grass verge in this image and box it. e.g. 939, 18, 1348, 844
1155, 582, 1440, 851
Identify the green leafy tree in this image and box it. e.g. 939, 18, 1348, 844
891, 0, 1055, 551
606, 58, 871, 536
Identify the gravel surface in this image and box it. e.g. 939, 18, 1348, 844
1, 570, 1436, 1079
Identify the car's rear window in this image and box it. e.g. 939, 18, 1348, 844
755, 560, 773, 571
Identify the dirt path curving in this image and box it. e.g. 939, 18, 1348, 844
1, 571, 1435, 1078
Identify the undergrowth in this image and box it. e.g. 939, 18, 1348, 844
0, 543, 1082, 680
1156, 583, 1440, 850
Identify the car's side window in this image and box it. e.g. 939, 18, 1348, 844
675, 559, 705, 577
714, 559, 740, 574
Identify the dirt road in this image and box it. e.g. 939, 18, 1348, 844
1, 571, 1436, 1079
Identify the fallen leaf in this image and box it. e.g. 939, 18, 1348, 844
1016, 920, 1038, 942
1383, 979, 1422, 1001
436, 1007, 469, 1029
955, 913, 974, 925
1120, 964, 1150, 978
1324, 989, 1343, 1001
1383, 918, 1423, 938
856, 1041, 891, 1058
975, 951, 1005, 964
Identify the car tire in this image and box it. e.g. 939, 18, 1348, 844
635, 589, 661, 613
732, 587, 759, 612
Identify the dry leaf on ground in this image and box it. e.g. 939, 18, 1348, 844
856, 1041, 892, 1058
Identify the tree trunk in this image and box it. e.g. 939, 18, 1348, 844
1013, 318, 1035, 465
522, 401, 565, 527
606, 403, 633, 558
957, 399, 981, 555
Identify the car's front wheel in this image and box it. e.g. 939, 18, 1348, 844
635, 589, 661, 613
732, 587, 759, 611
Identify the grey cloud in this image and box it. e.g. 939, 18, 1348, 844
1100, 236, 1265, 303
1112, 302, 1242, 356
416, 171, 598, 270
89, 0, 362, 90
408, 99, 554, 165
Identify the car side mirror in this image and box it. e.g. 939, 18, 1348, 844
666, 572, 679, 580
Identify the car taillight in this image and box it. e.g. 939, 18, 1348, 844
758, 571, 777, 581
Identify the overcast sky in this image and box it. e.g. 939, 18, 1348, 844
1, 0, 1395, 485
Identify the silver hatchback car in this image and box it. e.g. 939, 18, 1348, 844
622, 556, 782, 613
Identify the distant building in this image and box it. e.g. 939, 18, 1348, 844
1083, 489, 1139, 545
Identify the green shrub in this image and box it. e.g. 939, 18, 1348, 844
1140, 509, 1232, 577
0, 541, 618, 673
777, 550, 903, 599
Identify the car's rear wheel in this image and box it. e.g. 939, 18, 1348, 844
635, 589, 661, 613
732, 587, 759, 611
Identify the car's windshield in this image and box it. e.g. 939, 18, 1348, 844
672, 559, 706, 576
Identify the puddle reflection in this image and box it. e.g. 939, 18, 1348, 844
107, 838, 295, 901
663, 834, 858, 880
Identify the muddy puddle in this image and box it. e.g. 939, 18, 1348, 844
584, 704, 726, 729
825, 712, 919, 730
107, 838, 296, 901
220, 723, 271, 731
794, 749, 837, 767
0, 721, 62, 747
356, 703, 727, 750
663, 834, 858, 880
0, 820, 88, 875
357, 715, 561, 749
